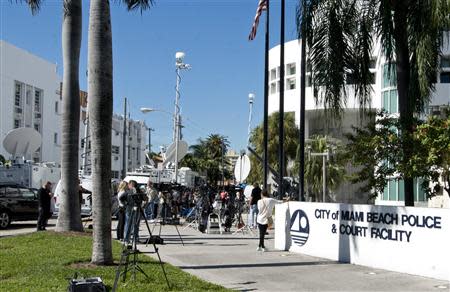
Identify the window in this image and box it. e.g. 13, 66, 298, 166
55, 101, 59, 114
286, 63, 296, 75
14, 119, 21, 128
54, 133, 58, 144
19, 188, 35, 199
306, 75, 312, 87
382, 64, 397, 88
5, 187, 20, 198
382, 89, 398, 114
270, 82, 276, 94
15, 82, 22, 107
286, 77, 296, 90
34, 89, 42, 113
440, 72, 450, 83
112, 146, 120, 154
440, 57, 450, 68
270, 68, 277, 81
369, 59, 377, 69
34, 123, 40, 132
382, 179, 426, 202
370, 73, 376, 84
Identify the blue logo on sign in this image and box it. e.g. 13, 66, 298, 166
290, 209, 310, 247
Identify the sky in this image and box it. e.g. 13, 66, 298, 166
0, 0, 298, 152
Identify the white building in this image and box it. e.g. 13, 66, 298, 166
268, 39, 450, 206
0, 40, 62, 163
79, 103, 148, 179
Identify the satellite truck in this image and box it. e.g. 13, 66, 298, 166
0, 128, 61, 189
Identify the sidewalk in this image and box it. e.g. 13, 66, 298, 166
131, 221, 450, 292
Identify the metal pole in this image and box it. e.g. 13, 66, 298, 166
82, 112, 89, 175
148, 128, 154, 153
174, 67, 181, 184
221, 141, 225, 190
247, 94, 254, 148
322, 155, 326, 202
278, 0, 286, 198
121, 97, 127, 179
299, 0, 307, 201
263, 0, 270, 190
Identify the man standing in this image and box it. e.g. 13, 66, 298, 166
248, 182, 262, 229
37, 181, 53, 231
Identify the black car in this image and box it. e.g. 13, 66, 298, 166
0, 184, 39, 229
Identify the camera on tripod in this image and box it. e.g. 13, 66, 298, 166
129, 193, 146, 206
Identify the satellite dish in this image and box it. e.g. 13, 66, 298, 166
3, 128, 41, 157
243, 185, 254, 199
163, 140, 188, 166
234, 154, 251, 183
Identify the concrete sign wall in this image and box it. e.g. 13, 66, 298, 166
274, 202, 450, 281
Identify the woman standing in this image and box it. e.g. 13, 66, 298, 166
116, 181, 128, 240
256, 189, 284, 251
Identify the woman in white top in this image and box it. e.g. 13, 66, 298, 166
256, 189, 283, 251
116, 181, 128, 240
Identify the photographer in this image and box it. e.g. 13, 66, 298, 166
116, 181, 128, 240
124, 180, 144, 243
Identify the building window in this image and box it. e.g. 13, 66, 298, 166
440, 72, 450, 83
286, 63, 296, 75
14, 119, 21, 128
34, 123, 40, 132
54, 133, 58, 144
286, 77, 296, 90
112, 146, 120, 155
270, 82, 276, 94
34, 89, 42, 113
440, 57, 450, 68
382, 90, 398, 114
55, 101, 59, 114
382, 64, 397, 88
270, 68, 277, 81
15, 82, 22, 107
306, 75, 312, 87
382, 179, 426, 202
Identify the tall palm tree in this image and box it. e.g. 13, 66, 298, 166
18, 0, 83, 231
298, 0, 450, 206
56, 0, 83, 232
88, 0, 152, 265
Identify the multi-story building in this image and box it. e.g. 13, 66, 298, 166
0, 40, 62, 163
79, 94, 148, 179
268, 39, 450, 206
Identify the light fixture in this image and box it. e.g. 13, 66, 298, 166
140, 107, 155, 113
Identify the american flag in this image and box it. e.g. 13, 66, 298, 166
248, 0, 267, 41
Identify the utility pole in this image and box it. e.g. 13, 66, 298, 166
121, 97, 127, 179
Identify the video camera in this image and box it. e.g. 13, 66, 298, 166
129, 192, 146, 206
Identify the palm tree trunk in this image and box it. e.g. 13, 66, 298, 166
393, 3, 415, 207
88, 0, 113, 265
56, 0, 83, 232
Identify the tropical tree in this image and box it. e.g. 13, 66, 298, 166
56, 0, 83, 232
18, 0, 83, 231
248, 111, 299, 184
293, 135, 345, 202
88, 0, 152, 265
297, 0, 450, 206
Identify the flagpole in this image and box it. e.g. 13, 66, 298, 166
278, 0, 285, 198
263, 0, 270, 190
299, 0, 306, 201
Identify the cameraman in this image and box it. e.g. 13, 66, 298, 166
124, 180, 144, 243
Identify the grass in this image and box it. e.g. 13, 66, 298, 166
0, 231, 230, 292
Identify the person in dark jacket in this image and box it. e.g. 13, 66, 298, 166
37, 181, 53, 231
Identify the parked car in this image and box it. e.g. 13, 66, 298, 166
0, 184, 39, 229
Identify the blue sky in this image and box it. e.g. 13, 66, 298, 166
1, 0, 298, 151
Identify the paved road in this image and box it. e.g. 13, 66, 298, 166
2, 219, 449, 291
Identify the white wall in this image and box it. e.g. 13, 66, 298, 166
0, 40, 61, 163
275, 202, 450, 281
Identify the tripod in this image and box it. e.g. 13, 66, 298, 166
151, 202, 184, 246
233, 201, 254, 236
113, 199, 170, 291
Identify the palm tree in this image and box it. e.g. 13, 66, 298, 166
298, 0, 450, 206
88, 0, 152, 265
18, 0, 83, 231
56, 0, 83, 232
248, 111, 299, 184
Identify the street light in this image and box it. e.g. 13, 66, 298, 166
307, 142, 337, 202
247, 93, 255, 148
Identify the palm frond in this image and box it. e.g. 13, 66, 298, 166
119, 0, 153, 12
14, 0, 42, 15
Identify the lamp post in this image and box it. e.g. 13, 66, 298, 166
307, 145, 335, 202
247, 93, 255, 147
174, 52, 190, 184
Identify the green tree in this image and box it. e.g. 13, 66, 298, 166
88, 0, 152, 265
293, 135, 345, 202
248, 112, 299, 184
17, 0, 83, 231
298, 0, 450, 206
